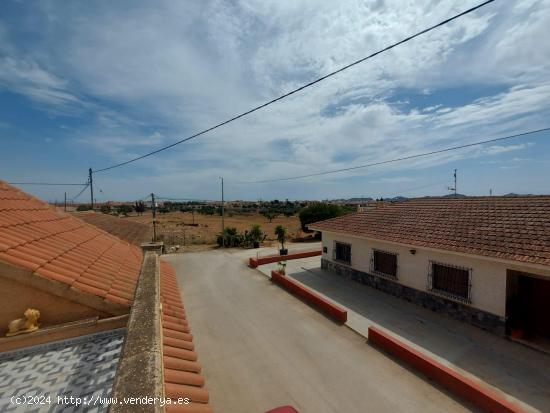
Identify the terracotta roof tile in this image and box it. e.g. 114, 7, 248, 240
160, 262, 211, 412
0, 181, 142, 306
311, 196, 550, 266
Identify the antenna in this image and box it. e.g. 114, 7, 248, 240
447, 169, 457, 197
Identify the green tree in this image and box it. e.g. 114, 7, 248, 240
134, 201, 146, 215
274, 225, 287, 253
261, 209, 278, 223
298, 202, 344, 231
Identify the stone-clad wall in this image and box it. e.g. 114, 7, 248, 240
321, 258, 505, 335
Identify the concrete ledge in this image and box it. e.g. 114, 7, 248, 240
249, 250, 321, 268
141, 242, 165, 255
368, 326, 526, 413
271, 270, 347, 323
109, 252, 163, 413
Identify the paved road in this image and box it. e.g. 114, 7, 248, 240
164, 250, 470, 413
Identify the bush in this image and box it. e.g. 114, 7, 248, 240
216, 227, 243, 247
100, 204, 111, 214
117, 204, 133, 216
298, 203, 344, 231
76, 204, 90, 211
247, 224, 266, 247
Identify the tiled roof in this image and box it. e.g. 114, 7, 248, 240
160, 261, 212, 413
0, 181, 142, 306
310, 197, 550, 266
77, 211, 151, 247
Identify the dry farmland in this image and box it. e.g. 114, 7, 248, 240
124, 210, 305, 248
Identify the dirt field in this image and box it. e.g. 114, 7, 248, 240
124, 210, 305, 247
75, 211, 151, 246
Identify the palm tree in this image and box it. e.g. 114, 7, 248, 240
274, 225, 287, 255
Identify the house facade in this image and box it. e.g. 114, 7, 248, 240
310, 197, 550, 338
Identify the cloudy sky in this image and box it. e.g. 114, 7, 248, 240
1, 0, 549, 202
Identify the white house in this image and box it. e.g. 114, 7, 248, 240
309, 197, 550, 338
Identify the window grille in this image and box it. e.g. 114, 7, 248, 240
333, 241, 351, 265
371, 249, 398, 279
427, 261, 471, 303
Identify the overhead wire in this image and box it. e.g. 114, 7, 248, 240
91, 0, 495, 174
238, 127, 550, 183
8, 182, 87, 186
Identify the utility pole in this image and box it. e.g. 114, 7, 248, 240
64, 192, 67, 212
220, 177, 225, 248
89, 168, 94, 209
151, 193, 157, 243
454, 169, 457, 198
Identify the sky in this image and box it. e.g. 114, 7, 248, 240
1, 0, 550, 202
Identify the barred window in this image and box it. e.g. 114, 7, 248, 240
373, 250, 397, 278
429, 262, 471, 302
334, 242, 351, 264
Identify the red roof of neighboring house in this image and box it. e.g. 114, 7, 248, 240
310, 196, 550, 266
1, 181, 211, 409
160, 261, 212, 413
0, 181, 142, 306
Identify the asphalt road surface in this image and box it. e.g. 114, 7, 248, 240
163, 250, 471, 413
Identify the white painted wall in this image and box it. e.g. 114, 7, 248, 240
321, 231, 550, 318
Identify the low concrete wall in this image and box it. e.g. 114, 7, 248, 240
271, 271, 347, 323
249, 250, 322, 268
109, 252, 163, 413
368, 326, 525, 413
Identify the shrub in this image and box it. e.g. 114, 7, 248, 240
76, 204, 90, 211
100, 204, 111, 214
248, 224, 266, 247
216, 227, 243, 247
298, 203, 344, 231
117, 204, 133, 216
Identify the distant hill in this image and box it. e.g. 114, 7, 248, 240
441, 193, 467, 198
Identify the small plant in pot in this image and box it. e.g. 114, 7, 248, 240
275, 225, 288, 255
277, 260, 287, 275
249, 224, 265, 249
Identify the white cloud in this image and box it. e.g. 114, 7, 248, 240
1, 0, 550, 199
485, 142, 534, 155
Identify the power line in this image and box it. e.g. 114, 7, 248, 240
8, 182, 87, 186
388, 179, 450, 195
240, 126, 550, 183
71, 182, 90, 202
155, 195, 217, 202
92, 0, 495, 174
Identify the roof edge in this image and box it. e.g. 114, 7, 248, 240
312, 227, 550, 275
0, 260, 130, 315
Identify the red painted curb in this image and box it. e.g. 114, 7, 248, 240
271, 270, 347, 323
249, 250, 321, 268
368, 326, 525, 413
